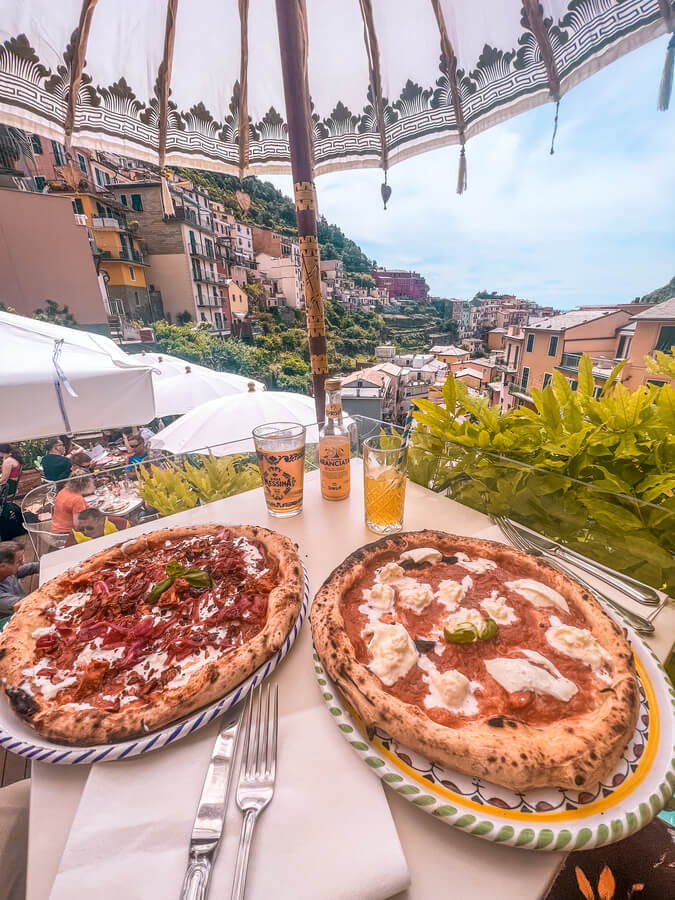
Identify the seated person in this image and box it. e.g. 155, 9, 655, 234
66, 507, 129, 546
51, 475, 95, 534
0, 542, 39, 619
41, 438, 72, 482
125, 434, 152, 469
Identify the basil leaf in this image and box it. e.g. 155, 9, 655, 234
184, 569, 212, 589
444, 625, 478, 644
148, 577, 173, 602
166, 561, 187, 579
480, 618, 498, 641
443, 618, 498, 644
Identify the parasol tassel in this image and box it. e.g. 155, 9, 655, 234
657, 34, 675, 111
456, 145, 467, 194
381, 172, 392, 209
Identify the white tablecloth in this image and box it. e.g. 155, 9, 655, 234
26, 461, 674, 900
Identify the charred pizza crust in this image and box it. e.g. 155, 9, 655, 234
311, 530, 640, 792
0, 525, 303, 744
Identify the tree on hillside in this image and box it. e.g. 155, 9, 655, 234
638, 275, 675, 305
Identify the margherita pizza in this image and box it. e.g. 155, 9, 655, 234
0, 525, 303, 745
311, 530, 640, 791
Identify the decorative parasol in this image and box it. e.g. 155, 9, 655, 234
1, 0, 672, 418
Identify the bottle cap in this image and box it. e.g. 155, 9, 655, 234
325, 378, 342, 391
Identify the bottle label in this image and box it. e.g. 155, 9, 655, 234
326, 402, 342, 420
319, 440, 350, 498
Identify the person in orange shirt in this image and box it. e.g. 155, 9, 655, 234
51, 475, 95, 535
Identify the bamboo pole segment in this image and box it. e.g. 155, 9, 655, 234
157, 0, 179, 170
63, 0, 99, 159
275, 0, 328, 423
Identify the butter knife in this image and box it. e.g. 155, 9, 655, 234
180, 704, 244, 900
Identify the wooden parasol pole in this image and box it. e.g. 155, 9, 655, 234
275, 0, 327, 423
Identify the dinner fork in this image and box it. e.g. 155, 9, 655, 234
492, 516, 656, 635
230, 683, 278, 900
500, 518, 661, 606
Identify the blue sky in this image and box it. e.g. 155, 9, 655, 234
269, 40, 674, 311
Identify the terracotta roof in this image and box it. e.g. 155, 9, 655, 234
528, 309, 614, 331
630, 297, 675, 321
342, 367, 390, 388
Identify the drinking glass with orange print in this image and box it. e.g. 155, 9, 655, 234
253, 422, 306, 517
363, 435, 407, 534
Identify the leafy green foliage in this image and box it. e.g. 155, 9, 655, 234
645, 347, 675, 378
33, 299, 77, 325
136, 454, 261, 515
410, 357, 675, 592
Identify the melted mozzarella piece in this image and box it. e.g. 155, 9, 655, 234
364, 582, 395, 610
399, 583, 434, 614
505, 578, 569, 613
454, 552, 497, 574
233, 536, 264, 574
417, 655, 479, 715
480, 591, 517, 625
485, 656, 577, 702
75, 638, 125, 669
20, 661, 77, 701
398, 547, 442, 565
131, 651, 169, 681
166, 646, 221, 689
443, 607, 486, 633
376, 562, 405, 583
546, 624, 611, 670
367, 623, 418, 686
436, 579, 464, 612
31, 626, 55, 639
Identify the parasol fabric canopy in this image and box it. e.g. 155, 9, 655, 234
0, 0, 671, 180
148, 390, 318, 455
0, 311, 157, 442
152, 365, 265, 417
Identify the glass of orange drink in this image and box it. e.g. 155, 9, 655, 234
363, 435, 407, 534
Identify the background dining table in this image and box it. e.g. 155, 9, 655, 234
25, 461, 674, 900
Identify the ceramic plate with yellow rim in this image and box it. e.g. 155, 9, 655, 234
312, 622, 675, 850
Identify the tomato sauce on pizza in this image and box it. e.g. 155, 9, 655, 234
340, 546, 612, 729
18, 529, 275, 713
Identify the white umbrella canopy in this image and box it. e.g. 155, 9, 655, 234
0, 311, 156, 442
152, 366, 265, 417
149, 391, 318, 455
0, 1, 669, 181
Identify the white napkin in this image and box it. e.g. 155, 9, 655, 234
49, 704, 410, 900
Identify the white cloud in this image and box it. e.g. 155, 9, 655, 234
268, 42, 675, 309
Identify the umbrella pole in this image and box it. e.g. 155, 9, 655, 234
275, 0, 327, 423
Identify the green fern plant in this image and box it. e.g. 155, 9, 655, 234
136, 463, 199, 516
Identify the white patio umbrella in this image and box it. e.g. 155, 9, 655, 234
0, 1, 670, 424
152, 366, 265, 417
0, 311, 157, 442
149, 391, 318, 456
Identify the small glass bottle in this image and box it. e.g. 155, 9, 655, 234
319, 378, 351, 501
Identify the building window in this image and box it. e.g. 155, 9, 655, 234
31, 134, 42, 154
120, 194, 128, 206
521, 366, 530, 390
35, 176, 46, 191
200, 312, 206, 322
128, 266, 136, 281
131, 194, 143, 212
96, 201, 106, 217
570, 379, 578, 391
548, 335, 559, 357
655, 325, 675, 354
77, 153, 87, 174
51, 140, 65, 165
542, 372, 552, 389
513, 345, 519, 368
134, 291, 141, 308
192, 258, 201, 281
189, 230, 197, 254
94, 167, 104, 186
197, 283, 203, 304
215, 312, 223, 330
593, 385, 602, 399
71, 197, 84, 215
526, 333, 534, 352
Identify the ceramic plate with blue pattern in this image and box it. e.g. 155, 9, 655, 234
0, 564, 308, 765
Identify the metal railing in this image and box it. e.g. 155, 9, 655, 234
92, 216, 121, 229
558, 353, 616, 374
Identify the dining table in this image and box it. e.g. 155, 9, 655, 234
25, 460, 674, 900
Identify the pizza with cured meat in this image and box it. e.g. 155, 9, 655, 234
311, 530, 640, 791
0, 525, 303, 745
